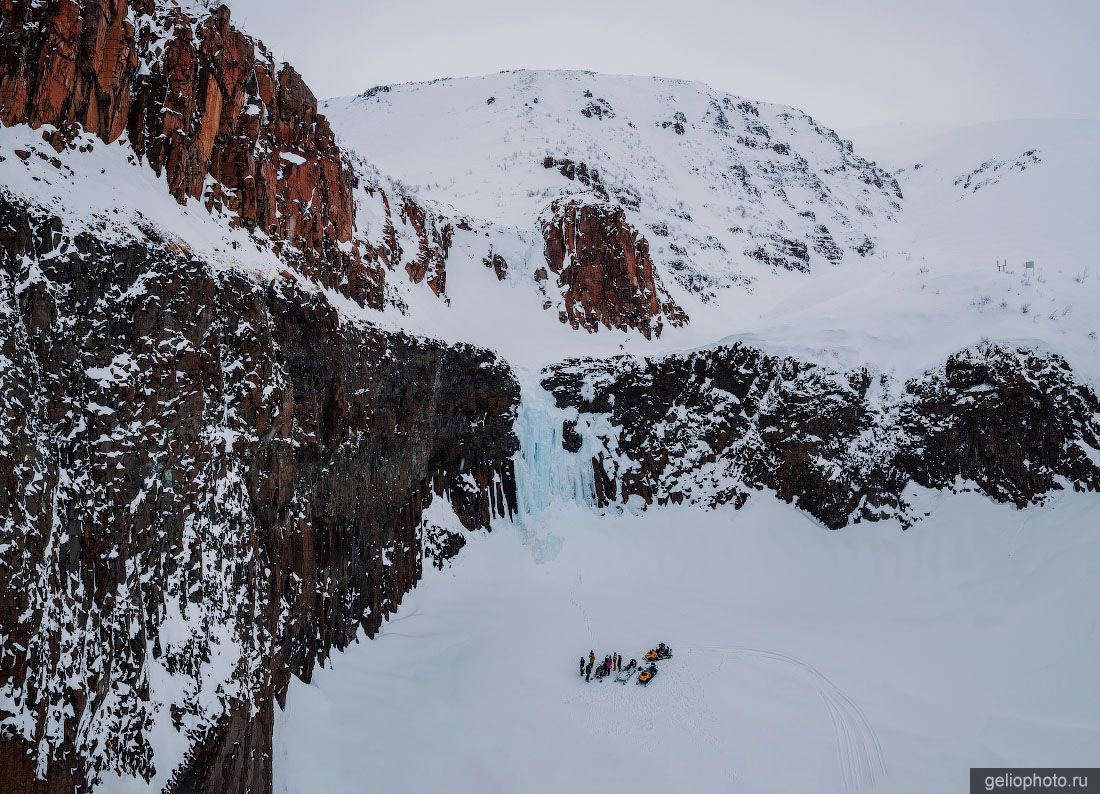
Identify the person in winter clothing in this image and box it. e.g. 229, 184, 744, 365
579, 657, 585, 676
585, 652, 594, 682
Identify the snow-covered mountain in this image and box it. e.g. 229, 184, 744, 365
303, 76, 1098, 794
0, 2, 1097, 793
325, 70, 901, 285
321, 70, 903, 351
320, 74, 1100, 382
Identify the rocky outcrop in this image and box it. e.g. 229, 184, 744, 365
542, 344, 1100, 528
747, 233, 811, 272
400, 199, 452, 296
0, 0, 393, 306
0, 195, 519, 792
542, 199, 686, 339
483, 250, 508, 281
541, 156, 608, 199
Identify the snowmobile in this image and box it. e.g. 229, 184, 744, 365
615, 659, 638, 684
637, 663, 659, 686
644, 644, 673, 662
593, 663, 612, 682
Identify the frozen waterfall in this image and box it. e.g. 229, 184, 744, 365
512, 383, 599, 515
507, 377, 618, 561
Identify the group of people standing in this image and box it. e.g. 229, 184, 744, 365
580, 650, 627, 681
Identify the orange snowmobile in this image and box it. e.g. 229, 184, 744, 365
644, 643, 673, 662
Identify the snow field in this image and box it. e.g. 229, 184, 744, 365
274, 490, 1100, 794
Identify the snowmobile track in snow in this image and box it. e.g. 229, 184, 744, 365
695, 645, 887, 794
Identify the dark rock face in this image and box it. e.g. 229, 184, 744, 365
542, 155, 608, 199
542, 344, 1100, 529
897, 350, 1100, 502
811, 224, 843, 264
421, 524, 468, 570
0, 4, 515, 790
542, 199, 687, 339
483, 251, 508, 281
0, 195, 519, 792
747, 233, 811, 272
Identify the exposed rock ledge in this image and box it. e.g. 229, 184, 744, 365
542, 343, 1100, 528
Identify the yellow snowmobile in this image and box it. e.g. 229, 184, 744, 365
637, 663, 659, 686
644, 644, 673, 662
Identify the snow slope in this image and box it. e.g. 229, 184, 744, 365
321, 74, 1100, 382
274, 491, 1100, 794
849, 118, 1099, 267
324, 69, 899, 278
5, 71, 1094, 380
813, 118, 1100, 381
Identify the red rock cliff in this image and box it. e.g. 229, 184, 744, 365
542, 199, 686, 339
0, 0, 389, 306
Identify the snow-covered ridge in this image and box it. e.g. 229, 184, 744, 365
321, 75, 1099, 383
848, 118, 1100, 269
325, 69, 901, 300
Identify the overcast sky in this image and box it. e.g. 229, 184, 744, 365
227, 0, 1100, 130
